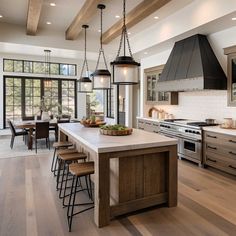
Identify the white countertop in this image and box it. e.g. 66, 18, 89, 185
136, 117, 162, 123
203, 126, 236, 136
59, 123, 178, 153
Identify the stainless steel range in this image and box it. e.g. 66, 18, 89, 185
159, 119, 217, 166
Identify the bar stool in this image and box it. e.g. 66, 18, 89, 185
51, 141, 74, 174
56, 152, 87, 195
66, 162, 94, 232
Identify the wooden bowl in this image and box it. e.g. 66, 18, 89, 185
81, 121, 106, 127
100, 128, 133, 136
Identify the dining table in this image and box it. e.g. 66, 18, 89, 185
14, 119, 58, 150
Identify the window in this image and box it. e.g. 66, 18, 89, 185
3, 59, 77, 76
4, 77, 77, 127
5, 77, 22, 122
25, 78, 41, 117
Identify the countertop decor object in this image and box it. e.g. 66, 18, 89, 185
100, 124, 132, 136
220, 124, 236, 130
80, 116, 105, 127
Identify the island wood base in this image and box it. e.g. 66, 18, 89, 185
59, 130, 177, 228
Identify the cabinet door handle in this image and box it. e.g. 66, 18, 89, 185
139, 128, 144, 130
207, 134, 217, 139
207, 158, 217, 163
229, 165, 236, 170
153, 131, 158, 133
207, 145, 217, 150
229, 151, 236, 156
229, 140, 236, 144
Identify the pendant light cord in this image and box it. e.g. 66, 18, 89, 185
95, 6, 109, 71
80, 26, 89, 78
116, 0, 133, 59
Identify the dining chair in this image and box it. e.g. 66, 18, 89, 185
7, 119, 28, 149
32, 122, 50, 153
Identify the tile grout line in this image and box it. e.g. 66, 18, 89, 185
25, 169, 38, 236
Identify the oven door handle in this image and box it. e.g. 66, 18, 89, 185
178, 134, 201, 143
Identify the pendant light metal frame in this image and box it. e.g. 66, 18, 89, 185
92, 4, 111, 90
111, 0, 140, 85
44, 49, 52, 87
78, 25, 93, 93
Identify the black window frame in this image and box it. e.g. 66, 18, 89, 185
3, 59, 77, 76
3, 76, 77, 128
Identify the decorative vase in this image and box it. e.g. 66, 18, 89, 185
42, 111, 50, 121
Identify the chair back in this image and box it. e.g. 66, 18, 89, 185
7, 119, 16, 135
35, 122, 49, 139
22, 116, 34, 121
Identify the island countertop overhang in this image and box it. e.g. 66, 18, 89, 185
58, 123, 178, 153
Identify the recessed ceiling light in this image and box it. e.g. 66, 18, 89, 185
50, 3, 56, 6
144, 52, 148, 55
98, 29, 101, 32
232, 17, 236, 21
46, 21, 52, 25
128, 32, 131, 35
0, 15, 3, 18
154, 16, 159, 19
115, 15, 120, 18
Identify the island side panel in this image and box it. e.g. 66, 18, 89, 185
167, 145, 178, 207
94, 153, 110, 228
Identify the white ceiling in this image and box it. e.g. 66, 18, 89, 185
0, 0, 235, 60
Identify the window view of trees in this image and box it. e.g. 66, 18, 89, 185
3, 59, 76, 76
5, 78, 22, 122
4, 77, 77, 127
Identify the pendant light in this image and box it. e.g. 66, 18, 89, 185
92, 4, 111, 90
111, 0, 140, 85
78, 25, 92, 93
44, 49, 52, 87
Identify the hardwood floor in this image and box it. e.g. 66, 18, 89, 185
0, 154, 236, 236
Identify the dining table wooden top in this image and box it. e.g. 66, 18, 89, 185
14, 119, 58, 129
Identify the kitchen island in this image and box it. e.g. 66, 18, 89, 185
58, 123, 178, 228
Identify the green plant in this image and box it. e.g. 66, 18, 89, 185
100, 124, 127, 131
34, 96, 73, 114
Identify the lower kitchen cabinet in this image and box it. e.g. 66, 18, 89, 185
137, 118, 159, 133
203, 131, 236, 175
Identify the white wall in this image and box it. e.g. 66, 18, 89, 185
140, 26, 236, 123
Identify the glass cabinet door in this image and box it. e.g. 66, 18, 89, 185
231, 58, 236, 102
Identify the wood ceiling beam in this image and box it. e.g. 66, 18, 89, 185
102, 0, 172, 44
66, 0, 100, 40
26, 0, 43, 35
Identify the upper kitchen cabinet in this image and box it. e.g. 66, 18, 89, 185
144, 65, 178, 105
224, 45, 236, 106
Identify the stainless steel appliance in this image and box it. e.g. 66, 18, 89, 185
159, 119, 217, 166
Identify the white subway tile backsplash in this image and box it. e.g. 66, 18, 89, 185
144, 91, 236, 123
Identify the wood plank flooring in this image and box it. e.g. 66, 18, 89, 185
0, 154, 236, 236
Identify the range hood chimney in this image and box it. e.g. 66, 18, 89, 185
157, 34, 227, 92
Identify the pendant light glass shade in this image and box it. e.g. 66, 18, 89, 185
78, 25, 92, 93
78, 76, 92, 93
111, 0, 140, 85
92, 4, 111, 90
44, 49, 52, 87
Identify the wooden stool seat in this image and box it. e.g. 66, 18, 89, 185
58, 152, 87, 162
57, 148, 78, 155
69, 162, 94, 177
53, 141, 73, 148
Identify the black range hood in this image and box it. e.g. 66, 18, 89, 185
157, 34, 227, 92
